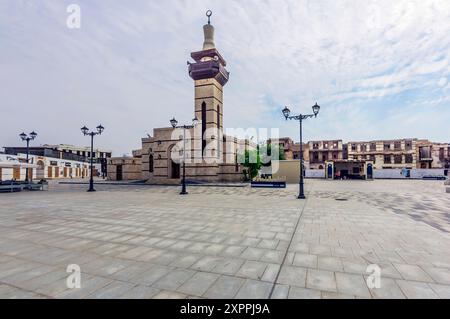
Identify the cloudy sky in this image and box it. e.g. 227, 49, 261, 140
1, 0, 449, 155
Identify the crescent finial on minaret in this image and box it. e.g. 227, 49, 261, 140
203, 10, 215, 50
206, 10, 212, 24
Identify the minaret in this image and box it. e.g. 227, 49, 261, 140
188, 10, 229, 159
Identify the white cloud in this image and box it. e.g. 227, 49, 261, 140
438, 77, 448, 87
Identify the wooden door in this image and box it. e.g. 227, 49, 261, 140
48, 167, 53, 178
13, 167, 21, 180
63, 167, 67, 177
55, 167, 60, 178
28, 168, 33, 180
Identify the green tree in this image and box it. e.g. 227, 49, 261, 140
238, 144, 285, 180
238, 148, 261, 180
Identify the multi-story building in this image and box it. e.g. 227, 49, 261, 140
2, 144, 112, 180
267, 137, 296, 160
347, 139, 417, 170
266, 137, 308, 163
43, 144, 112, 161
4, 144, 111, 163
416, 140, 450, 169
308, 140, 344, 169
0, 153, 90, 181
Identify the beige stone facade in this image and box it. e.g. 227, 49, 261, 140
347, 139, 450, 170
269, 138, 449, 173
271, 160, 300, 183
347, 139, 416, 170
107, 157, 142, 181
416, 139, 450, 169
308, 140, 343, 169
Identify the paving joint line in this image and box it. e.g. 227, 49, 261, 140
268, 184, 313, 299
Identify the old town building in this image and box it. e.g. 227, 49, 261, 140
2, 144, 112, 181
308, 140, 344, 170
0, 153, 90, 181
347, 139, 416, 170
416, 139, 450, 169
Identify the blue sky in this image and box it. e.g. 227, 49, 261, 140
1, 0, 449, 155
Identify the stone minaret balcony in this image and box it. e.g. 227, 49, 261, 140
188, 12, 229, 86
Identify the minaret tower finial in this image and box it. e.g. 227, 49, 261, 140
206, 10, 212, 25
203, 10, 215, 50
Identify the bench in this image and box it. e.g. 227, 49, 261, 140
251, 181, 286, 188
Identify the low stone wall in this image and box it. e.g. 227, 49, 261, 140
305, 169, 325, 179
272, 160, 325, 183
373, 168, 446, 179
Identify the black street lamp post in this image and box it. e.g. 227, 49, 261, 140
81, 124, 104, 192
19, 131, 38, 183
170, 116, 199, 195
282, 103, 320, 199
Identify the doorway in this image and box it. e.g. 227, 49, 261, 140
367, 164, 373, 179
13, 167, 20, 180
37, 160, 45, 179
171, 161, 180, 179
116, 165, 123, 181
327, 164, 333, 179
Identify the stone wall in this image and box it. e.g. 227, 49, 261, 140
107, 157, 142, 181
373, 168, 447, 179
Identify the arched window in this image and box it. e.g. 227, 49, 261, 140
201, 101, 206, 157
149, 154, 154, 173
217, 104, 221, 129
217, 104, 221, 158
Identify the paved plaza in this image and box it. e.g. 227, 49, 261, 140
0, 180, 449, 299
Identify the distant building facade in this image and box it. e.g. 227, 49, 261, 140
1, 143, 112, 181
268, 138, 449, 171
416, 140, 450, 169
3, 144, 112, 178
347, 139, 416, 169
4, 144, 111, 162
0, 153, 90, 181
308, 140, 344, 170
268, 137, 449, 181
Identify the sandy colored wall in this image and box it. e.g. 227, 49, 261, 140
272, 160, 300, 183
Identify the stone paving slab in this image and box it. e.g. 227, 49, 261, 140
0, 180, 449, 299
